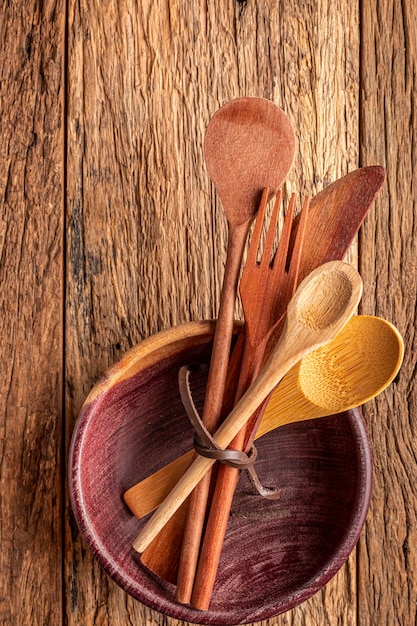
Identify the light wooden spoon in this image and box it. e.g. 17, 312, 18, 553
133, 260, 363, 554
124, 314, 403, 520
172, 97, 295, 600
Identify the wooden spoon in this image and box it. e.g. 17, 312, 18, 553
133, 260, 363, 553
124, 314, 403, 519
172, 97, 295, 601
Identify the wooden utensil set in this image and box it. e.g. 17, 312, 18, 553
124, 98, 400, 610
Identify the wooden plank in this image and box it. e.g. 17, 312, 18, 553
359, 0, 417, 624
65, 1, 359, 624
0, 2, 65, 625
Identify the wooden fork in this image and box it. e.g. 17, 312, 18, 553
190, 188, 310, 610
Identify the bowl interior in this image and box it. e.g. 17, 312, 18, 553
69, 322, 372, 625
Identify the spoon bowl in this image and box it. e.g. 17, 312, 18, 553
204, 97, 296, 224
296, 315, 403, 412
259, 314, 403, 434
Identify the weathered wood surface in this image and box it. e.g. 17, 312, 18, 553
0, 2, 65, 625
0, 1, 415, 625
359, 2, 417, 625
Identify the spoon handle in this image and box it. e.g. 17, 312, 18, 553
175, 220, 249, 602
134, 260, 363, 553
133, 322, 298, 554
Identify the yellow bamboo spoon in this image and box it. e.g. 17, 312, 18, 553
124, 314, 403, 520
133, 260, 363, 554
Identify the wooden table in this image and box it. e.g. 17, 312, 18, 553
1, 2, 416, 624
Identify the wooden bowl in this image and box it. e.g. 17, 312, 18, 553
69, 321, 372, 625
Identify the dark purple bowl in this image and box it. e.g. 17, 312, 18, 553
69, 321, 372, 625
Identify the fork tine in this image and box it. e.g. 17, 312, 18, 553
271, 192, 296, 274
286, 195, 310, 293
245, 187, 270, 268
260, 189, 282, 270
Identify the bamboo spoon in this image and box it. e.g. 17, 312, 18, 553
173, 97, 295, 602
125, 314, 403, 519
133, 260, 363, 554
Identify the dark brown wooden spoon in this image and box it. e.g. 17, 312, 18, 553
141, 98, 296, 595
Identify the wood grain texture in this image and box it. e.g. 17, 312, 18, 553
0, 1, 65, 625
359, 1, 417, 624
4, 0, 415, 624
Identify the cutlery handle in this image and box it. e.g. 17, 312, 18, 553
175, 221, 249, 603
133, 453, 215, 553
133, 334, 294, 553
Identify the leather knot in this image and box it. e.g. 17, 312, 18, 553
178, 364, 280, 500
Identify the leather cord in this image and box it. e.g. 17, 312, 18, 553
178, 364, 280, 500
